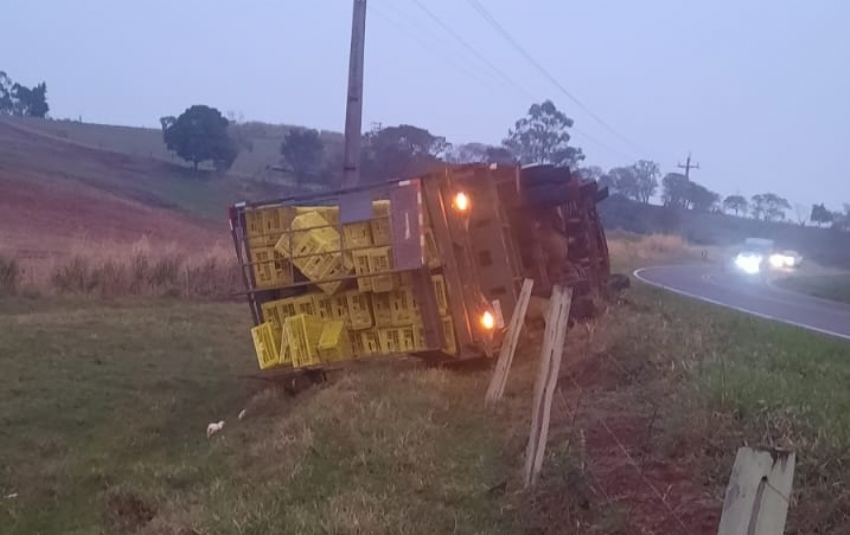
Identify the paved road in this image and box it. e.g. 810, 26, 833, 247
634, 264, 850, 341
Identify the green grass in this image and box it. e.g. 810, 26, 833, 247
774, 273, 850, 306
4, 280, 850, 534
0, 299, 517, 535
608, 284, 850, 533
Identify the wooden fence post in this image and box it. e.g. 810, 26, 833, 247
717, 447, 795, 535
523, 285, 572, 488
486, 278, 534, 405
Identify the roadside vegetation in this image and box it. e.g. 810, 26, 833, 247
2, 234, 848, 534
775, 273, 850, 306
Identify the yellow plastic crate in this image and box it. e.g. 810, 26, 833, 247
279, 324, 292, 366
345, 291, 373, 330
352, 249, 373, 292
371, 291, 393, 327
275, 298, 297, 319
330, 293, 350, 323
275, 213, 351, 295
317, 321, 353, 362
413, 318, 456, 355
431, 274, 448, 315
296, 206, 340, 228
441, 316, 457, 356
260, 301, 285, 349
379, 326, 418, 354
368, 246, 395, 293
293, 294, 317, 316
370, 218, 391, 247
342, 222, 373, 249
313, 293, 335, 321
263, 206, 294, 243
359, 330, 381, 356
251, 322, 281, 370
412, 322, 429, 351
350, 331, 366, 358
372, 200, 390, 217
390, 288, 418, 325
283, 314, 325, 368
250, 247, 291, 289
245, 208, 265, 239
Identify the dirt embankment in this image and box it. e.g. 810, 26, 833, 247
0, 121, 227, 261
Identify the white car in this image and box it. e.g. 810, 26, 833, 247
733, 239, 803, 274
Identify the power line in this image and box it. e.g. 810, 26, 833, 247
373, 0, 502, 86
369, 3, 495, 87
408, 0, 537, 101
405, 0, 634, 161
464, 0, 645, 155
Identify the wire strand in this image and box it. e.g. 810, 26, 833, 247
368, 3, 495, 87
464, 0, 644, 155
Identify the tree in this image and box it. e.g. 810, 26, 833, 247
608, 166, 640, 201
162, 105, 238, 172
0, 72, 12, 113
280, 128, 325, 185
810, 203, 833, 227
503, 100, 585, 167
360, 123, 449, 183
661, 173, 689, 208
831, 204, 850, 232
792, 203, 809, 226
159, 116, 176, 132
722, 195, 748, 216
751, 193, 790, 222
576, 166, 604, 182
688, 182, 720, 212
446, 143, 516, 164
632, 160, 660, 203
0, 72, 49, 118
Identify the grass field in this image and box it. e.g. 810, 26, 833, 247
0, 299, 518, 535
3, 284, 850, 533
775, 273, 850, 305
1, 233, 849, 534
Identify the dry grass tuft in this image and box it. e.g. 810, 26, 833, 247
0, 252, 20, 296
11, 238, 241, 300
607, 231, 693, 271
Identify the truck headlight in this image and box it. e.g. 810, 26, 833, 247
480, 311, 495, 331
452, 192, 470, 212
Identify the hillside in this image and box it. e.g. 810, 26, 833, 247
7, 115, 343, 180
0, 120, 243, 261
600, 194, 850, 268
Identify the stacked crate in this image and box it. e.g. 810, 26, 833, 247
249, 200, 455, 371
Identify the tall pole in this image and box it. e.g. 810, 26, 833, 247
677, 152, 700, 181
342, 0, 368, 189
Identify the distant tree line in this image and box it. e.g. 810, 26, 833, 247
157, 100, 849, 232
0, 71, 49, 118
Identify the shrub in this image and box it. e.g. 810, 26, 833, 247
0, 254, 20, 295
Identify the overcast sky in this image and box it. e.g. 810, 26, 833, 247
3, 0, 848, 208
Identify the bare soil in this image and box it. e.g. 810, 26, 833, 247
0, 121, 227, 260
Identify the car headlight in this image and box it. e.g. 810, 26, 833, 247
768, 254, 785, 269
735, 253, 762, 274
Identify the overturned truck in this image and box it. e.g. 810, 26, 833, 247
228, 163, 611, 372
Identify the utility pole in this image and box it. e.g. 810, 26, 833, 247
677, 152, 700, 180
342, 0, 368, 189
